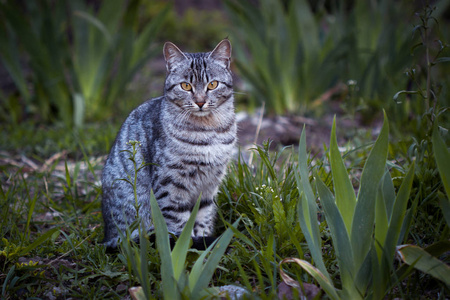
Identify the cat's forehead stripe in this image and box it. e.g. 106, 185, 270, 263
189, 56, 209, 83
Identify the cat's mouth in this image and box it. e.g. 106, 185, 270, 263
192, 110, 211, 117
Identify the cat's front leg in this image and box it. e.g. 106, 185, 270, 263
193, 197, 216, 237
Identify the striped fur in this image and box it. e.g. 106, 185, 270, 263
101, 40, 236, 248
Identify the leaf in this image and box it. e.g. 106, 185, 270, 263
18, 227, 60, 256
139, 229, 151, 299
397, 244, 450, 286
74, 10, 113, 44
351, 111, 389, 269
393, 90, 419, 103
374, 173, 389, 261
171, 194, 202, 282
383, 162, 415, 265
25, 194, 38, 239
432, 127, 450, 200
272, 195, 287, 239
434, 57, 450, 64
296, 127, 329, 279
279, 258, 339, 300
316, 176, 356, 295
149, 190, 180, 300
329, 116, 356, 235
189, 219, 239, 299
64, 161, 71, 189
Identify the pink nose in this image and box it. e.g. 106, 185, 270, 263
196, 102, 205, 108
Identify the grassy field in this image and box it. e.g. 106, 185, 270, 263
0, 116, 449, 299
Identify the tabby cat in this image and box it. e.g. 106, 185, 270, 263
102, 40, 236, 248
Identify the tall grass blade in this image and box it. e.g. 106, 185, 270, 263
25, 194, 38, 239
17, 227, 60, 256
351, 111, 389, 268
171, 195, 202, 282
383, 162, 415, 266
329, 116, 356, 235
139, 231, 151, 299
149, 190, 179, 300
189, 219, 239, 298
374, 172, 390, 260
316, 176, 356, 296
432, 127, 450, 226
296, 127, 329, 279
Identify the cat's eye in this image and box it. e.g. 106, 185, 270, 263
207, 81, 218, 90
181, 82, 192, 91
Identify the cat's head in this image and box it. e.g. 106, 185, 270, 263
163, 40, 233, 117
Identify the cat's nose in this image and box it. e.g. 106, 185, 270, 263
196, 102, 206, 108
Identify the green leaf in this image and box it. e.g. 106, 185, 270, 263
351, 111, 389, 268
64, 161, 71, 189
189, 219, 239, 298
149, 190, 180, 300
329, 116, 356, 235
316, 176, 356, 295
383, 162, 415, 265
433, 127, 450, 200
296, 127, 329, 279
171, 195, 202, 282
393, 90, 420, 103
25, 194, 38, 239
272, 194, 287, 239
139, 229, 151, 299
434, 57, 450, 64
397, 244, 450, 286
374, 172, 390, 260
18, 227, 60, 256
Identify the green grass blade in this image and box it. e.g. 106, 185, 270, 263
296, 127, 329, 279
25, 194, 38, 239
139, 230, 151, 299
432, 127, 450, 226
149, 190, 179, 300
316, 175, 356, 295
171, 194, 201, 282
351, 111, 389, 268
73, 10, 113, 44
383, 162, 415, 265
374, 172, 389, 260
17, 227, 60, 256
381, 167, 396, 221
329, 116, 356, 235
397, 244, 450, 286
190, 218, 239, 298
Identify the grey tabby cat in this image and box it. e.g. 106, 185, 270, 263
102, 40, 236, 248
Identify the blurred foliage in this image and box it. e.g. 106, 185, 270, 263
0, 0, 169, 128
225, 0, 450, 124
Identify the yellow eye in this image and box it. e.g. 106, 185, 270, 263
207, 81, 218, 90
181, 82, 192, 91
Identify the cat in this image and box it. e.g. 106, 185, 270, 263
101, 39, 236, 249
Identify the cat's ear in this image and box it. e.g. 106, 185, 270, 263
208, 39, 232, 69
163, 42, 187, 72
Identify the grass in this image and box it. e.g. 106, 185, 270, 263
0, 116, 448, 299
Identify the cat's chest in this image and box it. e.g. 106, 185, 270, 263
164, 124, 236, 164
